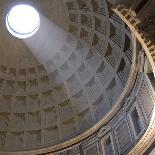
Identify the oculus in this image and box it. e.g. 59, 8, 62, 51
6, 4, 40, 39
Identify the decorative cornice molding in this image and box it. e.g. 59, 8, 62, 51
128, 106, 155, 155
112, 5, 155, 155
113, 5, 155, 76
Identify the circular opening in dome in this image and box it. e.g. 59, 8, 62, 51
6, 4, 40, 39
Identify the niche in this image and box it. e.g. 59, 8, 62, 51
80, 28, 88, 40
6, 80, 15, 90
39, 76, 49, 86
18, 68, 26, 78
93, 94, 110, 120
0, 113, 10, 128
130, 107, 143, 137
0, 131, 6, 149
27, 130, 41, 146
105, 136, 114, 155
77, 108, 92, 131
0, 78, 4, 90
28, 111, 41, 128
28, 67, 36, 75
124, 34, 131, 51
28, 94, 40, 110
72, 89, 88, 112
59, 99, 73, 121
81, 14, 92, 28
95, 16, 107, 35
0, 65, 7, 75
45, 126, 59, 144
38, 65, 46, 75
92, 33, 99, 47
77, 0, 90, 11
44, 107, 57, 126
8, 68, 16, 77
105, 43, 115, 67
106, 78, 117, 105
11, 113, 25, 129
62, 118, 76, 139
91, 0, 105, 15
66, 1, 76, 10
117, 58, 126, 86
17, 81, 26, 92
110, 23, 116, 38
69, 13, 78, 23
14, 96, 26, 112
0, 95, 12, 111
69, 24, 79, 36
28, 79, 38, 88
7, 132, 24, 149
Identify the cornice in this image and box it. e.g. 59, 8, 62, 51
112, 5, 155, 155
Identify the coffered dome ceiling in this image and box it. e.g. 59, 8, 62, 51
0, 0, 134, 152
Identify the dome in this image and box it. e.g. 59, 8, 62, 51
0, 0, 154, 154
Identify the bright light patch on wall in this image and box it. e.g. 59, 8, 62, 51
6, 4, 40, 39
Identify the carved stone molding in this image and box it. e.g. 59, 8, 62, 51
113, 5, 155, 76
138, 16, 155, 43
113, 5, 155, 155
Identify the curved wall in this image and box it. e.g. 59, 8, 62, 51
0, 0, 135, 152
3, 51, 153, 155
50, 70, 155, 155
0, 0, 155, 154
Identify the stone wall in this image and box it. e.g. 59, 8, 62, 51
47, 56, 155, 155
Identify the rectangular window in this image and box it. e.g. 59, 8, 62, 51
105, 137, 113, 155
131, 107, 143, 136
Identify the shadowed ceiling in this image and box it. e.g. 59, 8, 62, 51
0, 0, 133, 152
